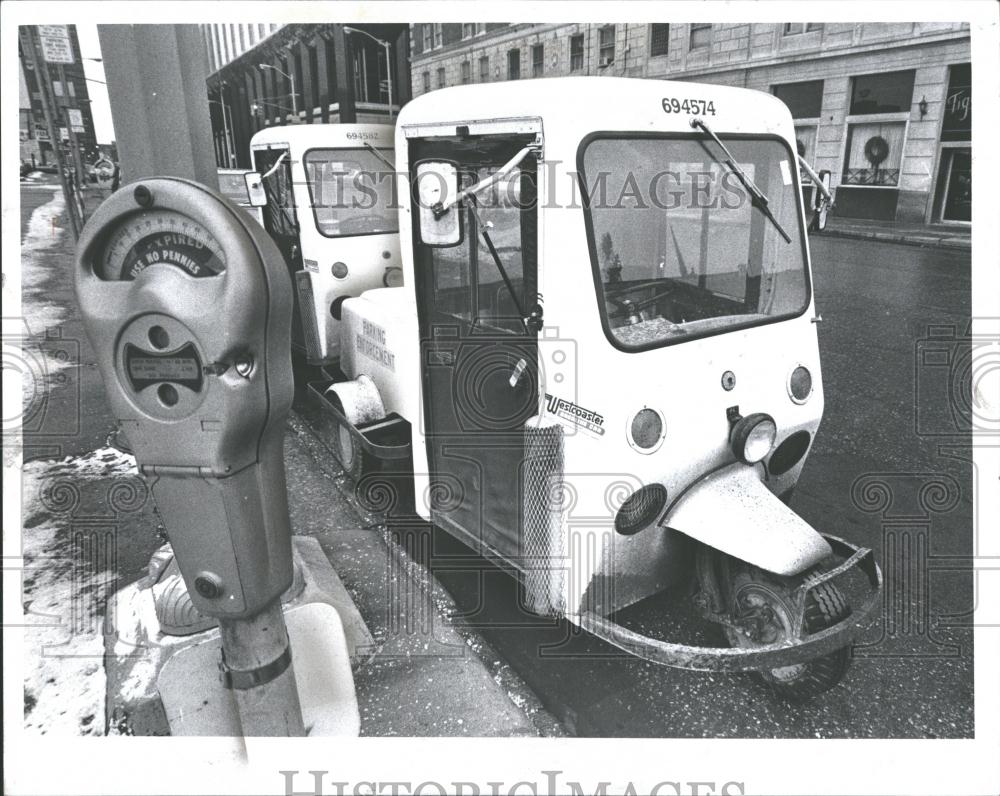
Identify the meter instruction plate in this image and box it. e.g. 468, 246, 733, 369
124, 342, 203, 392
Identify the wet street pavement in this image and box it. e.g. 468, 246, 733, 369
417, 233, 975, 738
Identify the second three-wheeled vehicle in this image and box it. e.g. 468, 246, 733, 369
243, 123, 402, 368
318, 77, 881, 699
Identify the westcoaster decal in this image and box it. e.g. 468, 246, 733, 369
545, 393, 605, 437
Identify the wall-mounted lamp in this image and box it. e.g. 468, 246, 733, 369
918, 95, 928, 118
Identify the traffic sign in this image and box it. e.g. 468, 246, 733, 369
67, 108, 85, 133
38, 25, 75, 64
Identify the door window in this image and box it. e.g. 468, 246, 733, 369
428, 164, 532, 333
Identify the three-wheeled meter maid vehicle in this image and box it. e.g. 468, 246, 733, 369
243, 123, 401, 367
322, 77, 882, 698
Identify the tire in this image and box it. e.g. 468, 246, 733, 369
333, 421, 365, 482
723, 565, 852, 701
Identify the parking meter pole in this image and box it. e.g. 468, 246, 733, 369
218, 601, 306, 737
76, 178, 311, 738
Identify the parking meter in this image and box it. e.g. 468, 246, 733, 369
76, 177, 295, 618
76, 177, 304, 735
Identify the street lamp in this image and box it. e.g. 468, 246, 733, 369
342, 26, 394, 120
258, 62, 297, 118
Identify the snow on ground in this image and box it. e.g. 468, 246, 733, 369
20, 185, 71, 352
21, 447, 138, 735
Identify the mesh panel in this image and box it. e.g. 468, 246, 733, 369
521, 421, 565, 615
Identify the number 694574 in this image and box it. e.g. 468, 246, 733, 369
662, 97, 717, 115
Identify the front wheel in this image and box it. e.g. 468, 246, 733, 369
723, 565, 852, 700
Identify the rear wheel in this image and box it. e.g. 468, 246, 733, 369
723, 565, 852, 700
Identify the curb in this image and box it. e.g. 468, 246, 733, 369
813, 227, 971, 251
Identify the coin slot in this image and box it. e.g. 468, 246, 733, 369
158, 383, 179, 407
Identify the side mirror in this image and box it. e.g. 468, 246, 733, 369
244, 171, 268, 207
416, 161, 462, 247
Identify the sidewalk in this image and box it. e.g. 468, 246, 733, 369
816, 216, 971, 250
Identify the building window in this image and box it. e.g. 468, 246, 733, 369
476, 23, 486, 36
433, 24, 442, 49
532, 44, 544, 77
599, 25, 615, 66
462, 24, 475, 39
849, 70, 916, 114
690, 23, 711, 49
570, 34, 584, 71
507, 48, 520, 80
479, 55, 490, 82
436, 67, 446, 88
842, 121, 905, 186
772, 80, 824, 119
422, 25, 432, 52
461, 60, 471, 84
783, 23, 822, 35
650, 24, 670, 57
423, 71, 430, 93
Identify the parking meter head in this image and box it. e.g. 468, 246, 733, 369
74, 177, 296, 617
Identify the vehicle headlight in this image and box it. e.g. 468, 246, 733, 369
730, 413, 777, 464
788, 365, 813, 404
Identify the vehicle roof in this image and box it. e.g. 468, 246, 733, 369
250, 123, 395, 149
396, 77, 795, 142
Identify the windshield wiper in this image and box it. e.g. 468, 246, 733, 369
690, 118, 792, 244
363, 142, 396, 172
468, 197, 529, 334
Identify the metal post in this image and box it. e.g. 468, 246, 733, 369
97, 25, 217, 185
384, 40, 393, 120
57, 64, 87, 189
23, 28, 81, 238
217, 600, 307, 737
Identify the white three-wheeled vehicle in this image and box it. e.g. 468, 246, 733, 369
243, 123, 401, 367
319, 78, 881, 698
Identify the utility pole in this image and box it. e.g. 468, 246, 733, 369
57, 63, 88, 189
23, 28, 81, 238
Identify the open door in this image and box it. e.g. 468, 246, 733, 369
251, 145, 307, 355
410, 132, 540, 559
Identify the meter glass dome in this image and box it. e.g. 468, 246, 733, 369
98, 209, 227, 281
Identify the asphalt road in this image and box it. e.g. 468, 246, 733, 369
18, 180, 973, 738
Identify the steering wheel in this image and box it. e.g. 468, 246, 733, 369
606, 284, 676, 318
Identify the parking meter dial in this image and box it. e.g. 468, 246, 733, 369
98, 209, 226, 281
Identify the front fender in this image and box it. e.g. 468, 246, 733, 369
662, 463, 831, 576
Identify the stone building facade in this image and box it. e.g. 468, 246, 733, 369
409, 22, 971, 224
200, 23, 411, 169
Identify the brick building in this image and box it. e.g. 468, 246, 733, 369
409, 22, 971, 224
17, 25, 99, 168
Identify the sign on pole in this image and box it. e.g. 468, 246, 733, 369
67, 108, 85, 133
38, 25, 75, 64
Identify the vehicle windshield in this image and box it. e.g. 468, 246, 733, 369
304, 148, 398, 238
581, 135, 808, 350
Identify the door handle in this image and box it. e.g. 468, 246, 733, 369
509, 358, 527, 388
